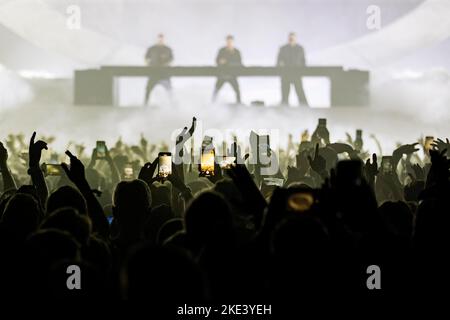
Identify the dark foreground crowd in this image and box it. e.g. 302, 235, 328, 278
0, 117, 449, 305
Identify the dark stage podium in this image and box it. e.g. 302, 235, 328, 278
74, 66, 369, 106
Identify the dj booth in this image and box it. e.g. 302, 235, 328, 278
74, 66, 369, 106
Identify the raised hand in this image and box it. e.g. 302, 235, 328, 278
175, 117, 196, 160
0, 142, 8, 164
394, 143, 420, 156
425, 149, 450, 190
364, 153, 378, 188
176, 117, 196, 145
391, 143, 420, 173
328, 142, 358, 159
308, 143, 327, 176
28, 132, 48, 168
61, 150, 86, 186
138, 157, 158, 185
227, 157, 266, 229
229, 141, 249, 165
62, 151, 108, 238
0, 141, 16, 190
88, 148, 99, 168
429, 149, 449, 169
365, 153, 378, 174
168, 162, 191, 195
431, 138, 450, 155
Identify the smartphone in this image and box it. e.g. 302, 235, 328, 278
424, 136, 434, 153
45, 164, 63, 176
96, 141, 106, 158
200, 147, 215, 177
123, 163, 134, 180
158, 152, 172, 178
381, 156, 393, 174
219, 156, 236, 169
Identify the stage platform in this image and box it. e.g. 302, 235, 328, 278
0, 77, 448, 155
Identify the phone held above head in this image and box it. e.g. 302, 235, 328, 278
158, 152, 172, 179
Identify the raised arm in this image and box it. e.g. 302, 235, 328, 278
28, 132, 48, 210
62, 150, 109, 239
392, 143, 420, 184
174, 117, 196, 184
105, 147, 121, 186
0, 142, 16, 191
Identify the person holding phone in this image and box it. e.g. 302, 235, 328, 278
144, 33, 174, 106
277, 32, 309, 106
212, 35, 242, 104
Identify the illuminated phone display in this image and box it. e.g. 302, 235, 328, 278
200, 148, 215, 176
123, 163, 134, 180
46, 164, 63, 176
158, 152, 172, 178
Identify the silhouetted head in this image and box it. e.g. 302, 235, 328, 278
47, 260, 106, 298
271, 215, 329, 259
1, 193, 40, 240
143, 204, 174, 244
184, 191, 233, 248
25, 229, 80, 271
23, 229, 81, 295
288, 32, 297, 45
40, 207, 92, 247
157, 218, 184, 245
187, 178, 212, 195
17, 184, 40, 203
271, 215, 332, 296
82, 235, 112, 273
378, 201, 413, 238
47, 186, 87, 215
150, 181, 172, 207
226, 35, 235, 49
121, 244, 205, 301
214, 178, 243, 209
113, 180, 152, 230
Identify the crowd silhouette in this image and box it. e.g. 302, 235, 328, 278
0, 117, 449, 305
